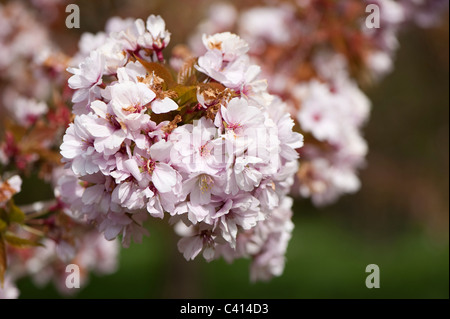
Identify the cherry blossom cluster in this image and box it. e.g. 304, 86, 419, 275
0, 1, 70, 172
60, 14, 303, 281
399, 0, 449, 28
0, 1, 52, 125
189, 0, 447, 205
188, 2, 372, 205
5, 228, 118, 298
0, 0, 447, 298
0, 2, 119, 298
0, 173, 119, 299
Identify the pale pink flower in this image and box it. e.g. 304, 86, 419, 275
77, 32, 107, 57
67, 51, 104, 114
212, 194, 264, 248
182, 173, 223, 206
88, 100, 127, 156
99, 211, 149, 248
298, 158, 362, 206
6, 95, 48, 127
267, 98, 304, 162
202, 32, 249, 62
0, 276, 20, 299
294, 79, 370, 144
105, 16, 135, 34
115, 18, 147, 52
176, 222, 216, 261
0, 175, 22, 207
146, 15, 171, 50
125, 140, 179, 194
239, 6, 297, 51
60, 114, 102, 176
150, 97, 179, 114
110, 81, 155, 131
222, 98, 264, 131
170, 117, 223, 174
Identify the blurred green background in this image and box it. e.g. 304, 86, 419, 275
15, 0, 449, 298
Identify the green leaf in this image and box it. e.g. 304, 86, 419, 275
173, 85, 197, 106
0, 219, 6, 232
0, 235, 6, 287
4, 233, 43, 248
8, 203, 25, 224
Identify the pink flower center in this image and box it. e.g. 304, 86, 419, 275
146, 159, 156, 175
312, 112, 322, 122
149, 183, 157, 194
199, 175, 214, 194
228, 123, 241, 130
123, 104, 144, 113
199, 142, 211, 157
200, 229, 214, 246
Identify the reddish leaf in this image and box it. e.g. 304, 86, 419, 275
135, 57, 176, 88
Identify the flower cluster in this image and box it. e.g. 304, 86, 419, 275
292, 54, 370, 205
189, 0, 447, 205
5, 229, 118, 297
60, 15, 303, 281
188, 2, 372, 205
399, 0, 449, 28
0, 2, 119, 298
0, 173, 119, 298
0, 0, 447, 298
0, 2, 70, 174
